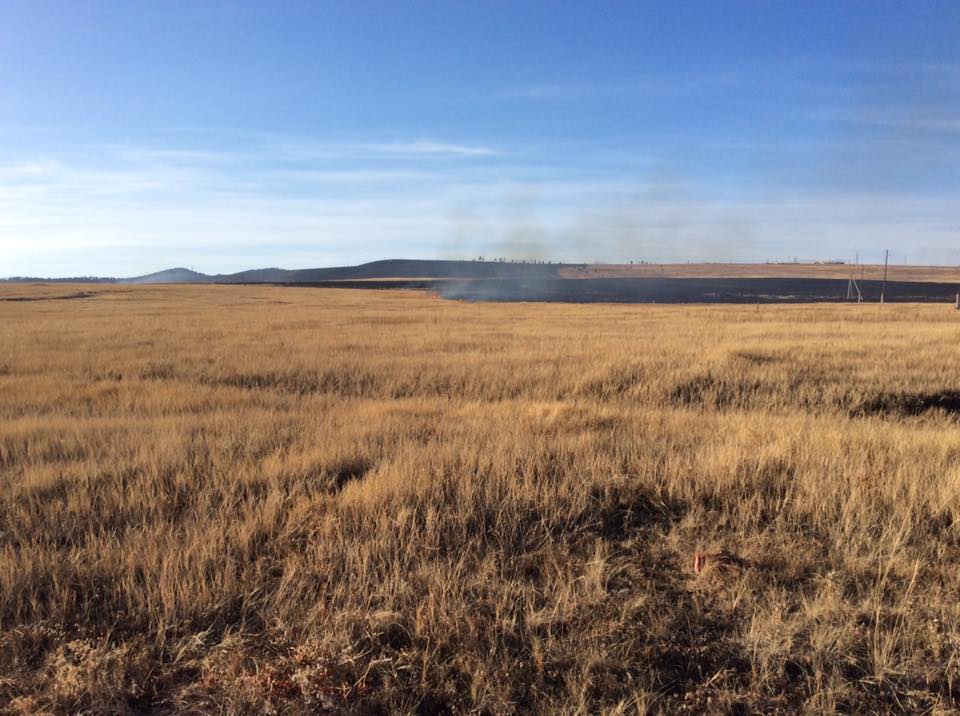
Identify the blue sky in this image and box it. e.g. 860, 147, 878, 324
1, 1, 958, 276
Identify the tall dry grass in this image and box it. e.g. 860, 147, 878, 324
2, 283, 960, 713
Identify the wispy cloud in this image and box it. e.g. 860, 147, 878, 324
238, 136, 503, 162
495, 75, 739, 101
109, 146, 232, 164
829, 110, 960, 134
356, 139, 501, 157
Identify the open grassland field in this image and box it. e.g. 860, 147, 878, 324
4, 284, 960, 714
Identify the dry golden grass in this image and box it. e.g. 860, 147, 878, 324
2, 283, 960, 714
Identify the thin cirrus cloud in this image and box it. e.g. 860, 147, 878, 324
831, 111, 960, 134
493, 75, 739, 101
357, 140, 501, 157
239, 136, 503, 162
0, 136, 502, 203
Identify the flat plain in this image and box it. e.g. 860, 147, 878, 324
3, 283, 960, 714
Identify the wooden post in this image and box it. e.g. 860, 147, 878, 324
880, 249, 888, 303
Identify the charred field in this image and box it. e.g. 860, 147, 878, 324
433, 276, 960, 303
251, 273, 960, 305
3, 283, 960, 714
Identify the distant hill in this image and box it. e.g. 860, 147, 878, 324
126, 267, 210, 284
216, 259, 569, 283
214, 267, 290, 283
1, 260, 571, 284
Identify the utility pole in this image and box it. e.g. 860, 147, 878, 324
880, 249, 889, 304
